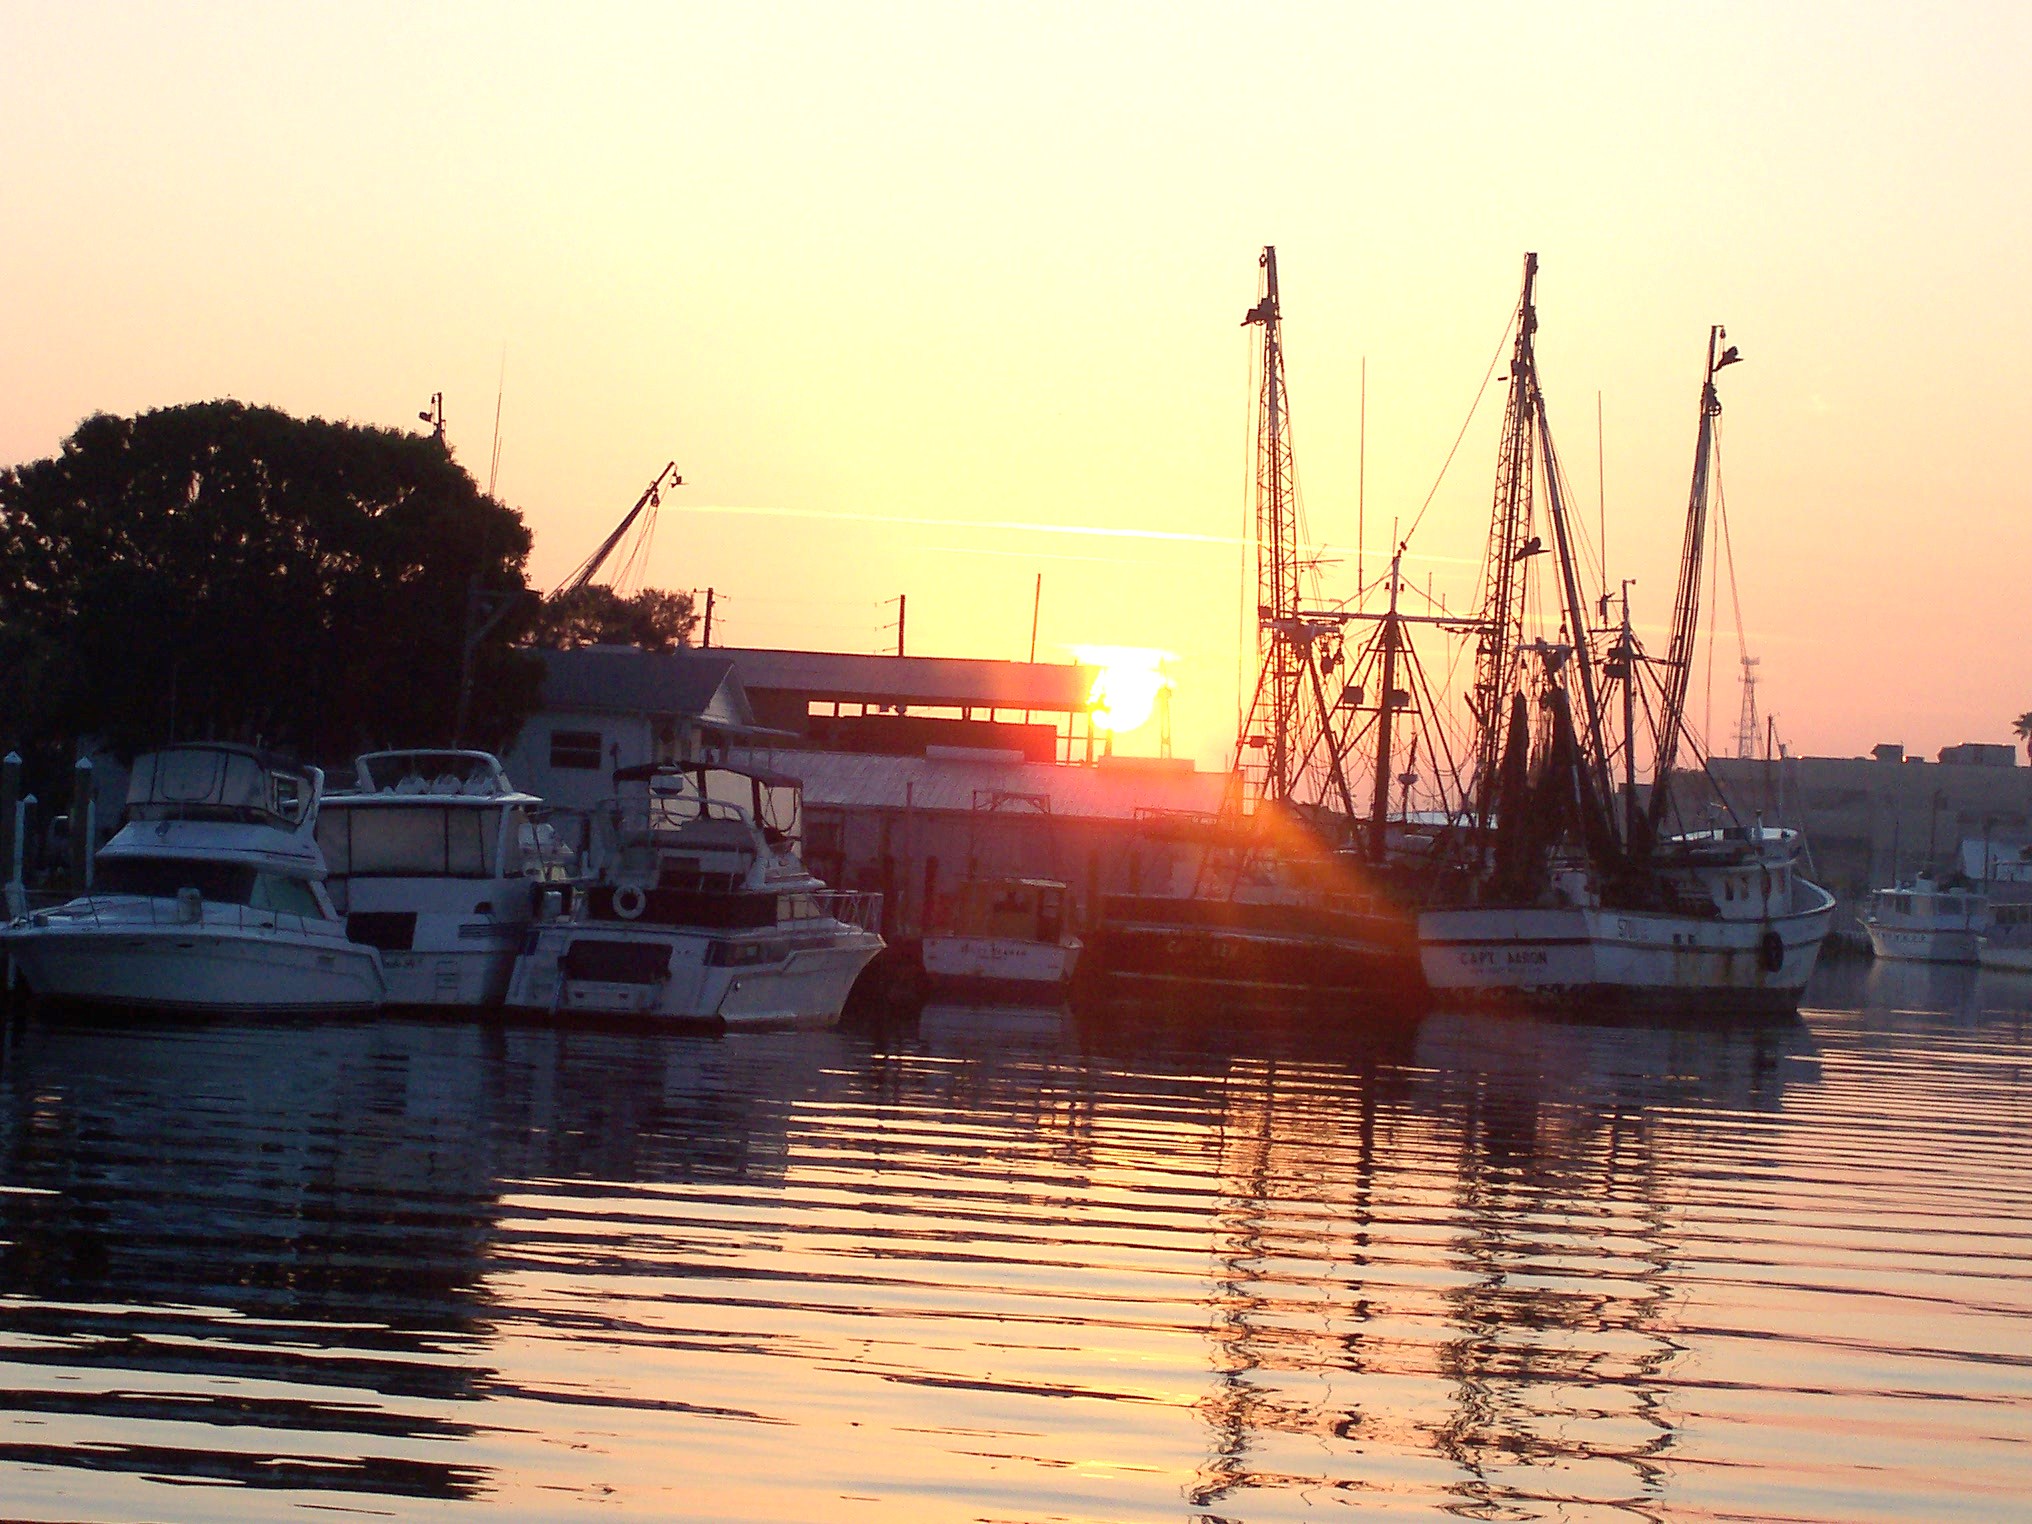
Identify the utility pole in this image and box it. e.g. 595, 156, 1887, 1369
702, 588, 715, 648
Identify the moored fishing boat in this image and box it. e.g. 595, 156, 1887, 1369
922, 876, 1082, 1004
0, 744, 384, 1013
1417, 257, 1832, 1013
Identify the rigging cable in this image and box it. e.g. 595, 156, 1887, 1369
1402, 306, 1517, 551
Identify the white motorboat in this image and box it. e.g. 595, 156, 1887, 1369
317, 749, 559, 1007
1422, 827, 1835, 1013
504, 760, 883, 1028
1861, 874, 1988, 964
1979, 900, 2032, 972
922, 877, 1081, 1004
0, 745, 384, 1013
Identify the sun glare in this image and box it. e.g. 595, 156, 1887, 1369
1073, 645, 1174, 735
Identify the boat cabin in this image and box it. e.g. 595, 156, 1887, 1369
598, 762, 807, 894
937, 877, 1073, 946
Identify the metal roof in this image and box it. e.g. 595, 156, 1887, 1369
731, 747, 1230, 821
534, 647, 754, 729
712, 646, 1096, 712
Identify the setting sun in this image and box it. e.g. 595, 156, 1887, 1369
1074, 645, 1174, 735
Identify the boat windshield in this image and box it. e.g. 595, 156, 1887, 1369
633, 768, 802, 844
94, 856, 325, 915
126, 749, 309, 826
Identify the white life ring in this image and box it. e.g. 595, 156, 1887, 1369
612, 885, 648, 920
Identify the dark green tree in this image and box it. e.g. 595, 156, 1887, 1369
531, 583, 698, 652
0, 401, 542, 760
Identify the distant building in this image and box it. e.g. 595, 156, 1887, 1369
708, 646, 1099, 764
1936, 742, 2017, 768
501, 643, 1219, 936
501, 646, 760, 813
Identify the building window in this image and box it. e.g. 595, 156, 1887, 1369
549, 729, 604, 771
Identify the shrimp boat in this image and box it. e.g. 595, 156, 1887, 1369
1418, 257, 1834, 1013
1088, 247, 1425, 1006
503, 758, 883, 1028
0, 744, 384, 1013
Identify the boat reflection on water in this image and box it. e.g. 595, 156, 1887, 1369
0, 976, 2022, 1522
0, 1013, 834, 1511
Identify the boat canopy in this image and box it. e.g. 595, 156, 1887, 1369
352, 750, 522, 798
126, 745, 312, 828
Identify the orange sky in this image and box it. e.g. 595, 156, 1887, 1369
4, 3, 2028, 768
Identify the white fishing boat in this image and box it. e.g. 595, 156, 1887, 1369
0, 744, 384, 1013
317, 749, 558, 1007
1860, 875, 1988, 964
922, 877, 1081, 1004
1422, 827, 1835, 1012
504, 760, 883, 1028
1417, 258, 1833, 1013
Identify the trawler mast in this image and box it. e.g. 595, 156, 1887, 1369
1646, 326, 1740, 835
1236, 247, 1355, 820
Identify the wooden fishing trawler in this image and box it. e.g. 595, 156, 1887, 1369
1418, 257, 1834, 1014
1087, 247, 1426, 1007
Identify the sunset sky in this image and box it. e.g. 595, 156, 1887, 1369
3, 2, 2027, 768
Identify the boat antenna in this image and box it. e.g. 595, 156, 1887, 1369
487, 348, 506, 499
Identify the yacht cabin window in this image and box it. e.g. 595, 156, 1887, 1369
96, 856, 326, 915
317, 805, 512, 879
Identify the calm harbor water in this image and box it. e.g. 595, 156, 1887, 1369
0, 964, 2027, 1522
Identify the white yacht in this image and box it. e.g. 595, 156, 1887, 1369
317, 750, 557, 1008
504, 760, 883, 1028
1862, 874, 1988, 964
922, 876, 1082, 1004
1422, 826, 1836, 1012
0, 745, 384, 1013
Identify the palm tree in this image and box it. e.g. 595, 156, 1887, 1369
2015, 711, 2032, 764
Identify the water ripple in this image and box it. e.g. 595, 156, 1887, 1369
0, 977, 2027, 1520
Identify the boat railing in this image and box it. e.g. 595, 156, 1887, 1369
14, 890, 343, 939
813, 890, 882, 933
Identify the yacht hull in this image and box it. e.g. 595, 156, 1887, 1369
377, 940, 521, 1007
504, 920, 884, 1030
1419, 897, 1834, 1014
3, 919, 384, 1014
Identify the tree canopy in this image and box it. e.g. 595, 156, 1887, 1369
0, 401, 541, 761
531, 584, 698, 652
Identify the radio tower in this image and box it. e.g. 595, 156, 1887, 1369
1735, 655, 1761, 759
1236, 247, 1351, 818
